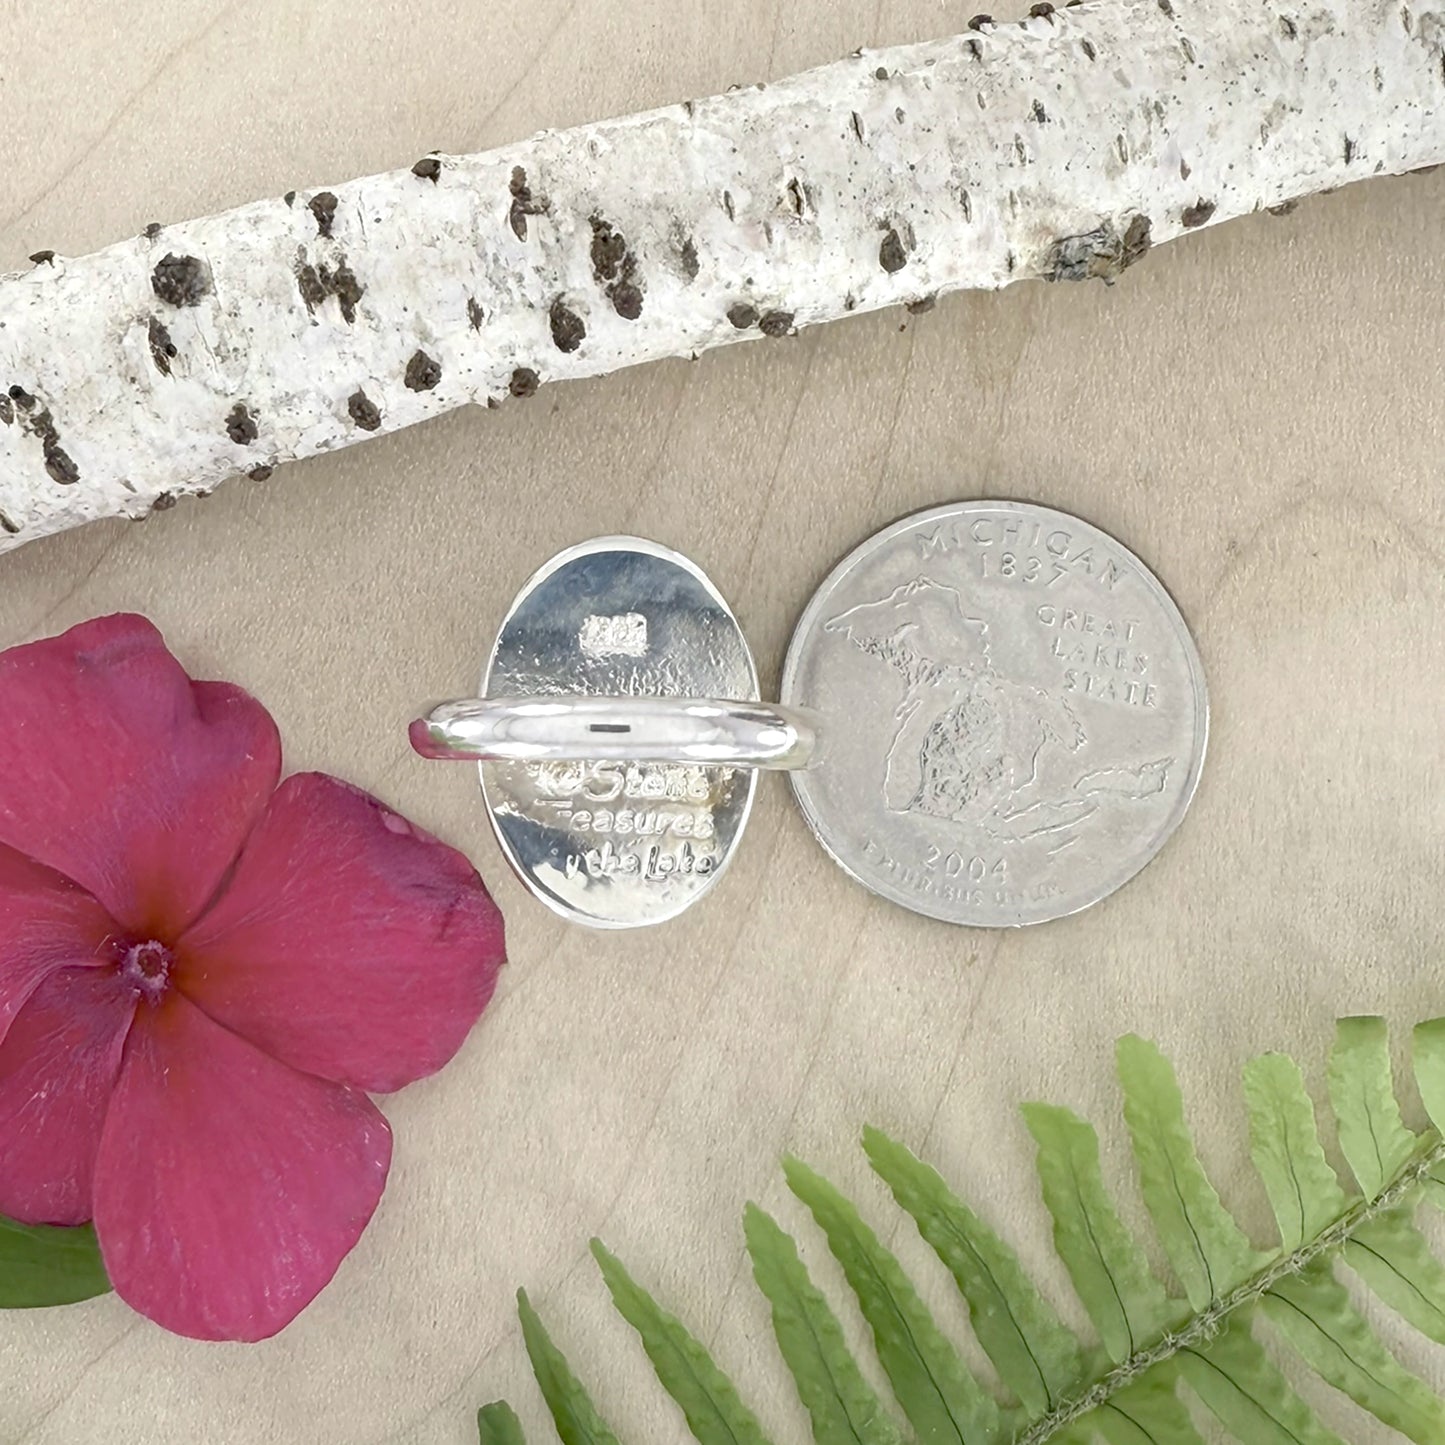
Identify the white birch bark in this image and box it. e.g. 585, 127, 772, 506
0, 0, 1442, 552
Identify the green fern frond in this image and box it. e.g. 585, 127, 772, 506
486, 1017, 1445, 1445
1329, 1017, 1419, 1196
515, 1288, 622, 1445
862, 1124, 1088, 1416
590, 1239, 773, 1445
744, 1202, 905, 1445
478, 1401, 530, 1445
783, 1154, 1004, 1443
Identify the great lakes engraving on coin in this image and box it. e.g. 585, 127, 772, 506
781, 502, 1209, 927
480, 537, 759, 928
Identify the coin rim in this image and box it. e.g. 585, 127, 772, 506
480, 535, 761, 931
780, 500, 1211, 928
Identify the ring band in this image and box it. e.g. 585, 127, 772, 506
410, 696, 819, 770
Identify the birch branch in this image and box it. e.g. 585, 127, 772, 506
1, 0, 1441, 553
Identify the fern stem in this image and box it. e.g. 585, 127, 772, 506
1013, 1134, 1445, 1445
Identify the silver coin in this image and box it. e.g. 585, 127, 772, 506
781, 502, 1209, 927
480, 537, 758, 930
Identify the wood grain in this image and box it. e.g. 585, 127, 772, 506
0, 1, 1443, 1442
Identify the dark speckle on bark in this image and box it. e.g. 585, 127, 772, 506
148, 492, 178, 513
509, 166, 547, 241
29, 250, 55, 265
0, 397, 11, 426
875, 66, 889, 79
759, 309, 794, 337
1280, 14, 1298, 36
18, 402, 79, 485
1181, 198, 1217, 228
295, 249, 364, 323
248, 465, 274, 480
1122, 214, 1152, 261
907, 295, 937, 314
879, 227, 909, 273
348, 389, 382, 431
728, 303, 759, 329
968, 14, 992, 29
1031, 99, 1048, 123
308, 192, 339, 238
590, 218, 628, 283
43, 438, 79, 485
588, 217, 645, 317
1344, 136, 1357, 163
1267, 198, 1300, 216
509, 367, 540, 398
296, 259, 327, 311
329, 260, 363, 323
147, 317, 178, 376
1158, 0, 1174, 15
283, 191, 297, 207
412, 156, 442, 182
151, 254, 211, 307
405, 350, 443, 391
1030, 1, 1055, 14
1047, 213, 1152, 282
226, 402, 259, 445
549, 299, 587, 353
143, 221, 163, 239
1081, 38, 1097, 59
467, 297, 485, 330
0, 510, 19, 534
612, 283, 643, 321
680, 236, 700, 281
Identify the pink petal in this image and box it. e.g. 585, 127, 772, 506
0, 967, 137, 1225
0, 843, 119, 1040
0, 615, 280, 938
93, 993, 392, 1342
178, 774, 505, 1094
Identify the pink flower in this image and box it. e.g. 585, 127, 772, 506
0, 615, 505, 1341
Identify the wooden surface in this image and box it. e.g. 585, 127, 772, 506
2, 2, 1444, 1441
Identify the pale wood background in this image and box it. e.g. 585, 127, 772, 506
2, 2, 1444, 1441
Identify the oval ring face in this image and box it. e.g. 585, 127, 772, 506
481, 537, 759, 929
781, 501, 1209, 927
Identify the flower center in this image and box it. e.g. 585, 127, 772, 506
120, 939, 175, 1000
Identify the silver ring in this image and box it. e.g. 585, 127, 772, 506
410, 695, 818, 770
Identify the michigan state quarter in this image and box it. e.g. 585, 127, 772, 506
781, 501, 1209, 927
